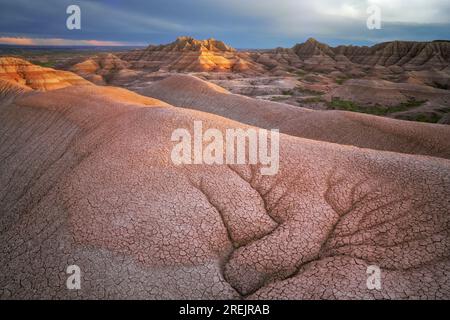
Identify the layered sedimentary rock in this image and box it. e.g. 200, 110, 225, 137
292, 38, 450, 70
406, 68, 450, 89
58, 37, 450, 127
69, 37, 450, 79
0, 57, 91, 91
69, 53, 138, 85
338, 40, 450, 69
293, 37, 337, 58
120, 36, 265, 73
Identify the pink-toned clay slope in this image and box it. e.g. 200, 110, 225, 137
0, 81, 448, 299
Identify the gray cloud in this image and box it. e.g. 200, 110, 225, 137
0, 0, 449, 48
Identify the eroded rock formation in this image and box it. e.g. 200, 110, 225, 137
293, 38, 450, 70
0, 71, 449, 299
140, 75, 450, 158
0, 57, 91, 91
69, 53, 138, 86
121, 36, 265, 73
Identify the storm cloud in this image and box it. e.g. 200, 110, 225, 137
0, 0, 449, 47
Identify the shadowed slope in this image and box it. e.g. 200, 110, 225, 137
69, 53, 139, 86
292, 38, 450, 70
0, 79, 32, 105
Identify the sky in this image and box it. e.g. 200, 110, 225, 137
0, 0, 449, 48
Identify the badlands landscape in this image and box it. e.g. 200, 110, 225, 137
63, 37, 450, 124
0, 37, 450, 300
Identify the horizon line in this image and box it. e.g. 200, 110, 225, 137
1, 36, 450, 50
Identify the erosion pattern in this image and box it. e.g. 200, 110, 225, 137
0, 57, 91, 91
64, 38, 450, 126
292, 38, 450, 69
121, 36, 264, 73
117, 37, 450, 75
69, 53, 136, 86
141, 75, 450, 159
0, 72, 449, 299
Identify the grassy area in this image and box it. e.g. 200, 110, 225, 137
296, 86, 324, 96
414, 113, 442, 123
270, 96, 290, 102
295, 70, 307, 77
327, 98, 426, 116
396, 109, 449, 124
281, 89, 294, 96
299, 96, 325, 104
335, 77, 348, 85
30, 60, 56, 68
303, 75, 320, 83
437, 107, 450, 113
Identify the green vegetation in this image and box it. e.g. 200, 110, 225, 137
327, 98, 426, 116
296, 86, 324, 96
300, 97, 324, 104
281, 89, 294, 96
295, 70, 307, 77
270, 96, 290, 102
303, 75, 320, 83
397, 111, 448, 124
30, 60, 55, 68
327, 98, 450, 124
415, 113, 442, 123
437, 107, 450, 113
335, 77, 348, 85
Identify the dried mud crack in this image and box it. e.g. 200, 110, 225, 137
0, 68, 449, 299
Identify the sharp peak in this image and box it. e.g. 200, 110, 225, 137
304, 38, 329, 46
176, 36, 195, 41
175, 36, 219, 43
291, 37, 329, 48
306, 37, 320, 43
165, 36, 235, 52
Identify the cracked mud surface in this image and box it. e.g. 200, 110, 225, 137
0, 80, 449, 299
